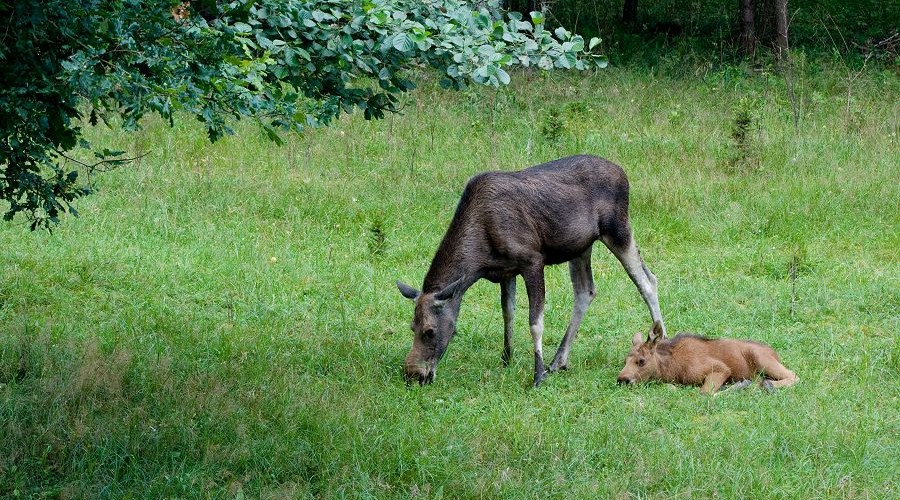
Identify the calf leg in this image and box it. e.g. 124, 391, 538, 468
549, 248, 595, 372
523, 266, 547, 388
725, 379, 753, 391
759, 358, 799, 389
603, 234, 666, 338
701, 365, 731, 394
500, 277, 516, 366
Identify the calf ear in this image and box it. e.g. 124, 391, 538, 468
396, 281, 420, 300
632, 331, 644, 346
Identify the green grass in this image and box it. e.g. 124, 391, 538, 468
1, 66, 898, 498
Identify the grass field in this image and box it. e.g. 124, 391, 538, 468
1, 65, 898, 498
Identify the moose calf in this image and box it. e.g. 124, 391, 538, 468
617, 321, 798, 394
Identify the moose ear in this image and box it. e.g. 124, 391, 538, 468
433, 276, 466, 303
632, 330, 644, 346
648, 320, 664, 345
396, 281, 420, 300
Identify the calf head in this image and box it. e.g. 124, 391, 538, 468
396, 277, 465, 385
617, 320, 665, 385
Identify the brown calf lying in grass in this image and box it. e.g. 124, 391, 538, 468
617, 321, 798, 394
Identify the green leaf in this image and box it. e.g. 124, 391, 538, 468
312, 10, 333, 22
392, 33, 415, 52
530, 11, 544, 25
538, 55, 553, 70
556, 53, 575, 69
589, 37, 602, 50
478, 45, 496, 58
263, 125, 285, 146
472, 65, 489, 83
570, 36, 584, 52
496, 67, 510, 85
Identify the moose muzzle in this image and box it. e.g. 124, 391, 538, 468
404, 362, 435, 385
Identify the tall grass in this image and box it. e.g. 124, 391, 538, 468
1, 66, 897, 498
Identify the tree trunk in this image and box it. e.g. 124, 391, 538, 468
739, 0, 758, 56
774, 0, 789, 58
623, 0, 638, 25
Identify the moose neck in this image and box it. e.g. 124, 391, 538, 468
422, 222, 480, 297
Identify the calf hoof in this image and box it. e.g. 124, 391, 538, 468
533, 370, 548, 388
728, 379, 753, 391
761, 379, 776, 393
501, 349, 512, 367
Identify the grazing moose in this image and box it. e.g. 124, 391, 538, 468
617, 321, 799, 393
396, 155, 665, 387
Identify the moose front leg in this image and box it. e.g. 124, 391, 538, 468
523, 266, 547, 388
604, 235, 666, 338
500, 277, 516, 366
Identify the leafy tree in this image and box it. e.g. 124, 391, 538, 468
0, 0, 605, 230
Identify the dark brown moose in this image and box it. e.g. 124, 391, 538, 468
617, 321, 799, 393
396, 155, 665, 387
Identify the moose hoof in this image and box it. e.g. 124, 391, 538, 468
533, 370, 548, 388
761, 379, 776, 393
548, 362, 568, 373
501, 350, 512, 367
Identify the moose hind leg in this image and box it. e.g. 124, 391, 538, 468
603, 234, 666, 338
500, 277, 516, 366
549, 248, 595, 372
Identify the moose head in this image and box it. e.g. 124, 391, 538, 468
396, 277, 466, 384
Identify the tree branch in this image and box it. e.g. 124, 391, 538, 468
56, 150, 149, 173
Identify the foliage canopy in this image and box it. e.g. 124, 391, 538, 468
0, 0, 604, 229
